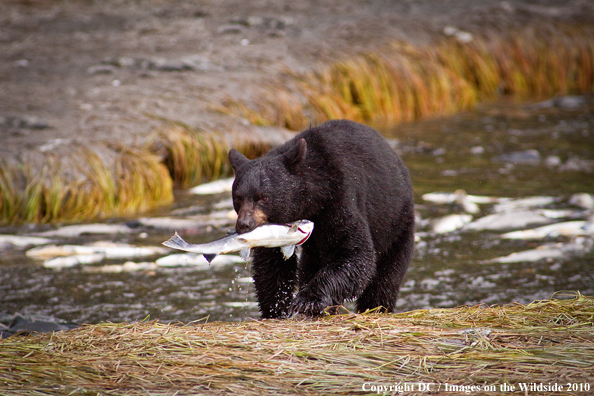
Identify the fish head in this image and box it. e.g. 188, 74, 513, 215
288, 220, 314, 245
229, 141, 308, 233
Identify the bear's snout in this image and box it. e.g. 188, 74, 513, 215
235, 204, 268, 234
236, 216, 256, 234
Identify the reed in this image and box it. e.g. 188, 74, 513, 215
222, 23, 594, 130
147, 122, 275, 190
0, 292, 591, 395
0, 145, 173, 225
147, 125, 233, 190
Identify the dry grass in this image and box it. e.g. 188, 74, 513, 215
1, 292, 592, 395
0, 124, 270, 225
146, 125, 231, 190
0, 145, 173, 225
2, 22, 593, 225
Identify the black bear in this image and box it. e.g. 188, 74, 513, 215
228, 119, 414, 318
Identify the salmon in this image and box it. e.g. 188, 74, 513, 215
162, 220, 314, 263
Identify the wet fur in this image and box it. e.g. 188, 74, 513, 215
229, 119, 415, 318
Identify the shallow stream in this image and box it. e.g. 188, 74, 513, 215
1, 96, 593, 326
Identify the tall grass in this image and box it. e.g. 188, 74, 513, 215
223, 24, 594, 130
2, 23, 593, 224
0, 146, 174, 225
147, 125, 231, 190
0, 125, 270, 224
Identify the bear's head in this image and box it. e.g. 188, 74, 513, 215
228, 138, 307, 233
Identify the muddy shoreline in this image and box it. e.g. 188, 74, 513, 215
2, 0, 594, 224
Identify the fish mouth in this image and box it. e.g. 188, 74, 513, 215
296, 230, 313, 245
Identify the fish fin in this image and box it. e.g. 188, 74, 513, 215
288, 223, 298, 233
203, 254, 217, 264
240, 248, 251, 261
281, 245, 295, 260
162, 231, 190, 250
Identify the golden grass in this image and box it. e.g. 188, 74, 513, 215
0, 124, 270, 224
146, 125, 231, 190
2, 22, 593, 224
1, 293, 592, 395
0, 145, 173, 225
222, 23, 594, 130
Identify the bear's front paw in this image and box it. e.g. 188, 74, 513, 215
291, 291, 332, 317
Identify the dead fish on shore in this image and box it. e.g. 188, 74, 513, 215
162, 220, 314, 263
500, 220, 594, 239
431, 214, 473, 234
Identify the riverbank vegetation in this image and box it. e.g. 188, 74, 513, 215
1, 22, 593, 225
1, 293, 592, 395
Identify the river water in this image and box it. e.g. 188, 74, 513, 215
1, 96, 593, 326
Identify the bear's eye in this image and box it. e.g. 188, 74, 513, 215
257, 194, 268, 203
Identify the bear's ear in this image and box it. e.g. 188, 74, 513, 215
228, 149, 249, 171
284, 138, 307, 169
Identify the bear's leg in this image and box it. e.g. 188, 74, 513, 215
293, 223, 376, 317
356, 230, 415, 313
251, 247, 298, 319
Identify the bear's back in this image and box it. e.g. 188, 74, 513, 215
272, 120, 413, 253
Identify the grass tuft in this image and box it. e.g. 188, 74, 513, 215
222, 23, 594, 130
0, 146, 174, 225
0, 293, 592, 395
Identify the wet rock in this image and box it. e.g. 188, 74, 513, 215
101, 55, 222, 72
544, 155, 562, 167
470, 146, 485, 155
230, 15, 293, 30
156, 253, 243, 268
443, 26, 473, 43
0, 114, 50, 130
147, 57, 191, 71
559, 157, 594, 173
189, 178, 234, 195
533, 95, 586, 110
131, 217, 208, 230
217, 24, 245, 35
32, 224, 133, 237
83, 261, 158, 273
432, 147, 446, 156
87, 64, 117, 74
180, 55, 224, 72
492, 149, 541, 164
43, 253, 106, 269
13, 59, 29, 68
0, 234, 52, 250
0, 313, 77, 338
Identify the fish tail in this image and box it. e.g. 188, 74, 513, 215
162, 231, 191, 250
